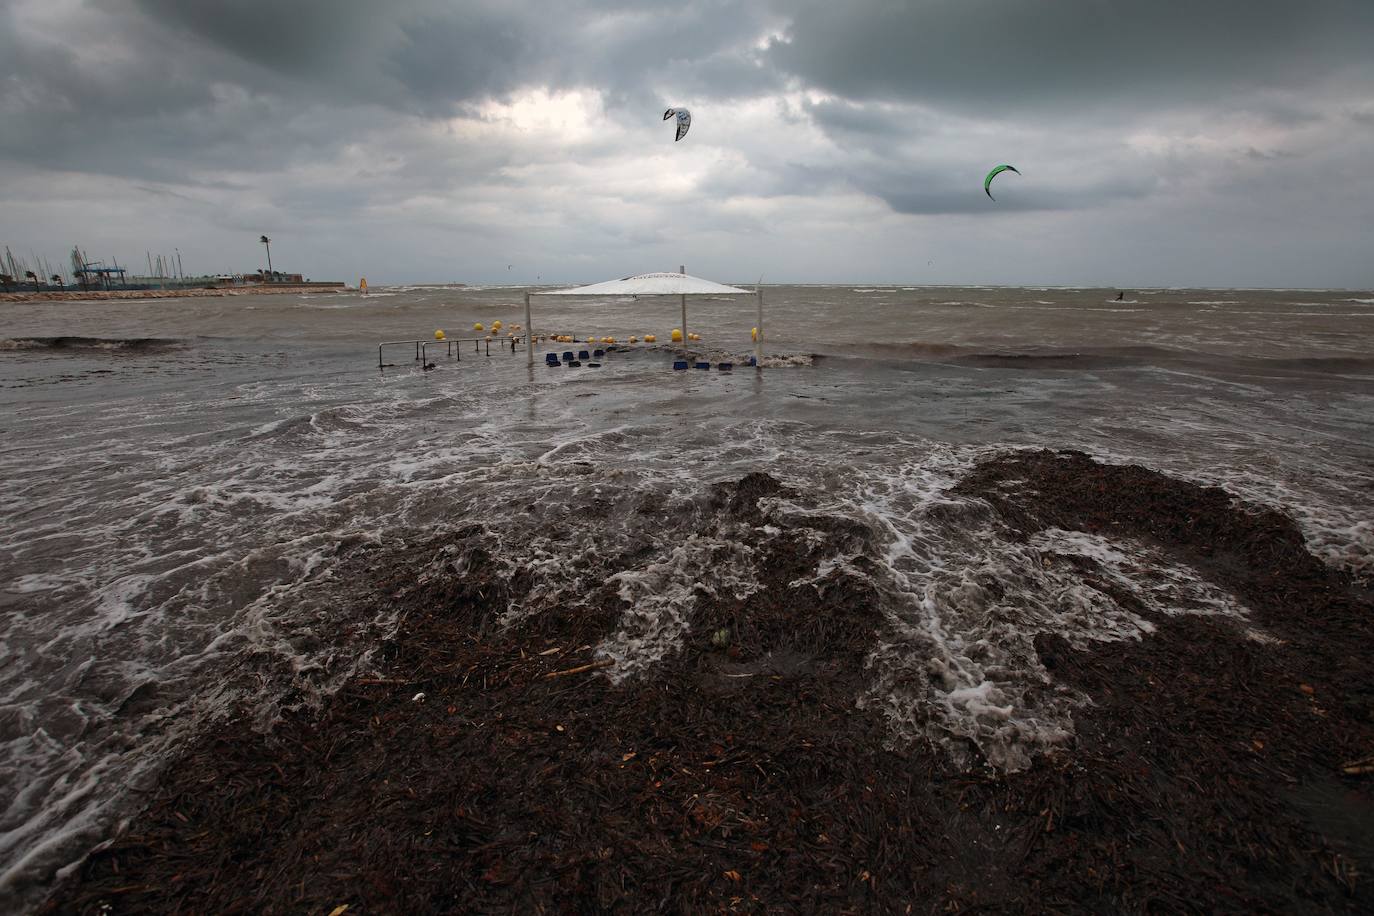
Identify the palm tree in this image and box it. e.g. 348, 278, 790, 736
24, 270, 39, 292
259, 235, 273, 278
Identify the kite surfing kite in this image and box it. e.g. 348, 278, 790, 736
663, 107, 691, 142
984, 164, 1020, 200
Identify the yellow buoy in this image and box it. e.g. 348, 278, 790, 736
434, 329, 446, 340
688, 333, 701, 341
474, 322, 485, 332
492, 320, 503, 331
604, 336, 616, 344
644, 334, 657, 343
629, 336, 638, 344
751, 327, 758, 342
671, 328, 683, 343
485, 335, 493, 342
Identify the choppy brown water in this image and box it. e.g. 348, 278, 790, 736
2, 284, 1372, 907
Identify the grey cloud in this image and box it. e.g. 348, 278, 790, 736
766, 0, 1374, 115
1243, 147, 1297, 162
3, 0, 785, 184
803, 98, 914, 144
853, 163, 1159, 216
133, 0, 780, 112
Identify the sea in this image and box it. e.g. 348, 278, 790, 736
2, 284, 1372, 906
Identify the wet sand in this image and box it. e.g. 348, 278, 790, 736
41, 452, 1374, 914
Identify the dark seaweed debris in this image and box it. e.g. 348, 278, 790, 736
45, 456, 1374, 913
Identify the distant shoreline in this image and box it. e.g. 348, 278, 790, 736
0, 283, 348, 303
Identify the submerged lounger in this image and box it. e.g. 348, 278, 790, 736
673, 360, 689, 370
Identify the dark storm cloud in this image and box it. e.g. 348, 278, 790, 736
767, 0, 1374, 114
2, 0, 782, 180
863, 169, 1157, 216
803, 99, 913, 143
133, 0, 780, 111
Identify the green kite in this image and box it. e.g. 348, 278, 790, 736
984, 164, 1021, 201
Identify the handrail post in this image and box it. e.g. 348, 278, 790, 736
755, 287, 764, 368
524, 292, 533, 366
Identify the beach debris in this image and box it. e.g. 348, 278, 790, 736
1341, 755, 1374, 776
663, 107, 691, 141
43, 460, 1374, 914
984, 163, 1021, 200
710, 627, 731, 648
328, 906, 350, 916
411, 692, 426, 703
544, 660, 614, 679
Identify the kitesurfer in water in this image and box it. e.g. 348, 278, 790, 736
1116, 292, 1125, 301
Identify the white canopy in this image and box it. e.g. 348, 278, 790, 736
541, 272, 749, 297
519, 269, 762, 366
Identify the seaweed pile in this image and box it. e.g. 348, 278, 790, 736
44, 452, 1374, 913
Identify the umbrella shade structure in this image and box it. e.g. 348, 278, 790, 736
524, 271, 763, 366
546, 272, 748, 297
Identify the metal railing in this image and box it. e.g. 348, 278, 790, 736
378, 335, 527, 369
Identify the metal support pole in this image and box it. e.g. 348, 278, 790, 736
524, 292, 533, 365
679, 264, 686, 350
755, 287, 764, 368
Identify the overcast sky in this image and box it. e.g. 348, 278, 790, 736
2, 0, 1372, 286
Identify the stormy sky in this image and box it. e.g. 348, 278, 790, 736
2, 0, 1372, 286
